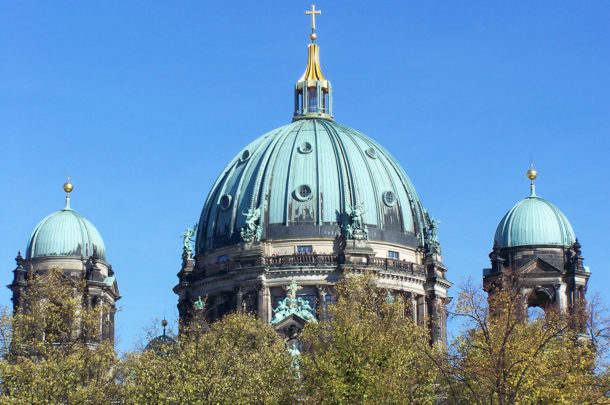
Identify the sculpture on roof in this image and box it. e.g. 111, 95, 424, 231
270, 279, 317, 325
240, 207, 263, 243
424, 210, 441, 255
181, 223, 198, 258
343, 202, 368, 240
193, 296, 206, 310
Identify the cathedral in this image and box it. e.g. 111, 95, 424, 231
8, 6, 590, 345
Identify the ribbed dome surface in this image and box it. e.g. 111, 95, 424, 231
197, 118, 428, 254
26, 200, 106, 260
494, 193, 575, 248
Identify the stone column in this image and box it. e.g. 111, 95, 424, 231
557, 284, 567, 314
258, 283, 271, 324
418, 294, 427, 327
410, 293, 418, 324
316, 285, 327, 319
235, 287, 244, 313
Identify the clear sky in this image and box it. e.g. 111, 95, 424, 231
1, 1, 608, 352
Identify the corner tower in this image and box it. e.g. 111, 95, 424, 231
175, 6, 451, 343
484, 165, 590, 319
8, 179, 120, 342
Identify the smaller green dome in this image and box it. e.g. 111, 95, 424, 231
494, 186, 576, 248
26, 198, 106, 260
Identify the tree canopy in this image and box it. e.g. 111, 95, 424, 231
0, 271, 608, 404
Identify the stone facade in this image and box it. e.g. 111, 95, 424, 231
483, 240, 589, 319
8, 251, 120, 343
174, 236, 451, 344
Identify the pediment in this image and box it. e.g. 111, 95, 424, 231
273, 314, 307, 340
519, 257, 561, 275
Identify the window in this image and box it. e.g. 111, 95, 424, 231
307, 87, 317, 111
219, 195, 232, 211
294, 184, 313, 201
388, 251, 399, 260
383, 191, 396, 207
218, 255, 228, 263
297, 245, 313, 254
298, 142, 313, 154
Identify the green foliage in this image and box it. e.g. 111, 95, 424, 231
120, 311, 297, 404
1, 271, 609, 404
299, 272, 442, 404
439, 281, 610, 404
0, 268, 120, 404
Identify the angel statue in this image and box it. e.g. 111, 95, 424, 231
181, 223, 198, 258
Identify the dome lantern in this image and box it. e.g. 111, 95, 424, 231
293, 5, 333, 121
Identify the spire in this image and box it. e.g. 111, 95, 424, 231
63, 176, 74, 210
526, 163, 537, 197
293, 5, 333, 121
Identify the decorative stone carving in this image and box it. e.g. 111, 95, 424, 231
240, 207, 263, 243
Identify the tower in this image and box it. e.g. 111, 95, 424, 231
8, 179, 120, 342
484, 165, 590, 319
174, 6, 451, 343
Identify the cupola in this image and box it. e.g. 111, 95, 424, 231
494, 165, 576, 248
26, 179, 107, 260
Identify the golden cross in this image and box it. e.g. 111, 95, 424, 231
305, 5, 321, 32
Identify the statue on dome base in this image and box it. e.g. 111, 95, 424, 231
181, 223, 198, 258
424, 210, 441, 255
343, 202, 368, 240
240, 207, 262, 243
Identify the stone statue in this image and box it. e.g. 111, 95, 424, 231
424, 210, 441, 255
343, 202, 368, 240
270, 279, 317, 325
181, 223, 198, 258
240, 207, 263, 243
193, 296, 206, 310
287, 341, 300, 357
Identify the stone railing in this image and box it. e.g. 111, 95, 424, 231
200, 254, 425, 277
204, 261, 234, 275
264, 254, 337, 267
369, 257, 425, 275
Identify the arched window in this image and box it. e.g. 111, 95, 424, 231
527, 289, 552, 321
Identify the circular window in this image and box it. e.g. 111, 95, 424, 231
240, 150, 251, 162
219, 195, 232, 211
294, 184, 313, 201
365, 147, 377, 159
382, 191, 396, 207
298, 142, 313, 154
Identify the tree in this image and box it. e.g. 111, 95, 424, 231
0, 268, 120, 404
299, 273, 442, 404
120, 310, 297, 404
437, 280, 610, 404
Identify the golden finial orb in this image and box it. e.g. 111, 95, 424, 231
310, 32, 317, 41
161, 319, 168, 327
526, 165, 537, 181
63, 177, 74, 193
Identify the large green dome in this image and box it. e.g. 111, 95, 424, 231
494, 188, 576, 248
196, 118, 428, 255
26, 198, 106, 260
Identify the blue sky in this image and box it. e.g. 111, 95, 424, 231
1, 1, 608, 352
